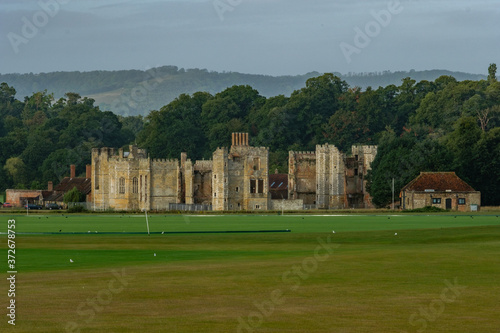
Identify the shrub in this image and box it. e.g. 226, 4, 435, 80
67, 205, 87, 213
63, 186, 85, 203
403, 206, 446, 213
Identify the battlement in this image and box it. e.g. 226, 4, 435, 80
289, 151, 316, 159
230, 145, 269, 155
351, 145, 377, 154
151, 159, 179, 168
194, 160, 213, 171
214, 147, 228, 156
92, 147, 117, 158
316, 143, 341, 154
92, 146, 148, 160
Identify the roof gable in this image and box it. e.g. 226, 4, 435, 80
402, 172, 476, 192
54, 177, 92, 195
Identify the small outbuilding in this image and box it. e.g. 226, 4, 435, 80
401, 172, 481, 212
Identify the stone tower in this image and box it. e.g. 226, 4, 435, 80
212, 133, 269, 211
92, 145, 181, 211
212, 147, 229, 211
288, 150, 316, 205
350, 145, 378, 208
316, 144, 345, 209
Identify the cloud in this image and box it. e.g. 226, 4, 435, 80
0, 0, 498, 75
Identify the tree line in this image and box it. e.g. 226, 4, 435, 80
1, 64, 498, 206
1, 67, 486, 117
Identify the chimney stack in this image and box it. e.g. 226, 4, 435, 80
231, 132, 250, 146
70, 165, 76, 178
86, 165, 91, 179
181, 152, 187, 168
48, 181, 53, 191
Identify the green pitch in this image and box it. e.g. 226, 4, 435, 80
2, 214, 500, 332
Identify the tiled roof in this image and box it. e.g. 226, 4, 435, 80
269, 174, 288, 190
402, 172, 476, 192
44, 192, 64, 202
54, 177, 92, 195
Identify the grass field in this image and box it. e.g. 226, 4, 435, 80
2, 213, 500, 332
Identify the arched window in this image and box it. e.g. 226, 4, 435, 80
119, 177, 125, 194
132, 177, 138, 194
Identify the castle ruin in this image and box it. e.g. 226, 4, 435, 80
91, 133, 376, 211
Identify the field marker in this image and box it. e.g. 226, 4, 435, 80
144, 209, 150, 236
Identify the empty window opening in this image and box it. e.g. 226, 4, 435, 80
258, 179, 264, 194
250, 180, 256, 193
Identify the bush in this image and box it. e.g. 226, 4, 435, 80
67, 205, 87, 213
403, 206, 446, 213
63, 187, 85, 203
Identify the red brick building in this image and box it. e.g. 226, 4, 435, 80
5, 165, 92, 208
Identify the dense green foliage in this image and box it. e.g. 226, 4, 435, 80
0, 84, 135, 190
0, 67, 486, 116
1, 65, 499, 206
63, 186, 86, 203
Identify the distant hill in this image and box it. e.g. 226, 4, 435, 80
0, 66, 487, 116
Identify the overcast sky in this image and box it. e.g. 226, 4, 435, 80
1, 0, 499, 76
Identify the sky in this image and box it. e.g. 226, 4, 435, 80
1, 0, 499, 76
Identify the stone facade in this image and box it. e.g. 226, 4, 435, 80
289, 144, 377, 209
269, 199, 304, 211
92, 134, 377, 211
288, 151, 316, 205
212, 133, 269, 211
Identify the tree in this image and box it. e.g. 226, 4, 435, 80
473, 127, 500, 205
286, 73, 349, 149
477, 106, 500, 132
488, 63, 497, 83
367, 130, 453, 207
138, 92, 212, 159
446, 116, 482, 185
4, 157, 28, 187
63, 186, 85, 203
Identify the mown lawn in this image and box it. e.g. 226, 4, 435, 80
1, 214, 500, 332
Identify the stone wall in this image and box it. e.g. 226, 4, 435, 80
316, 144, 345, 209
212, 148, 228, 211
348, 145, 378, 208
269, 199, 304, 211
402, 191, 481, 212
150, 159, 179, 210
6, 190, 43, 207
219, 143, 270, 211
193, 160, 213, 205
92, 146, 179, 211
289, 151, 316, 205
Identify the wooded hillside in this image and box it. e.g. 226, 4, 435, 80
0, 67, 486, 116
